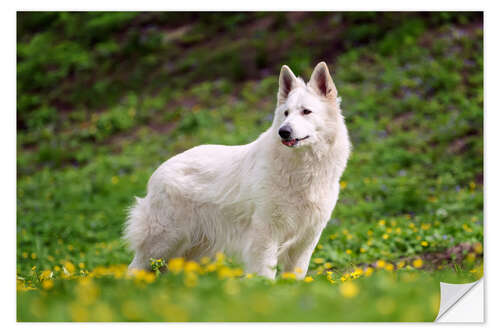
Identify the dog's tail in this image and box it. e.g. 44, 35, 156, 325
122, 196, 150, 252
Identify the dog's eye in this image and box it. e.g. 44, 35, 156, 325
303, 109, 312, 115
284, 111, 289, 117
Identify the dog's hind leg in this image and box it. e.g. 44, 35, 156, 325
124, 196, 181, 271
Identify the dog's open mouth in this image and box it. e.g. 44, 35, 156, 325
281, 135, 310, 147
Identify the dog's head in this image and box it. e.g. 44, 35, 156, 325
273, 62, 341, 149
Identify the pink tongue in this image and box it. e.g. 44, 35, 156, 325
283, 139, 296, 146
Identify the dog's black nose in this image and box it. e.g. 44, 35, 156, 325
279, 125, 292, 139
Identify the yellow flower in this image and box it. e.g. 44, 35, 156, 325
31, 266, 37, 271
469, 181, 476, 190
382, 234, 389, 240
420, 241, 429, 247
42, 280, 54, 290
168, 257, 185, 274
384, 263, 394, 272
40, 270, 53, 281
200, 256, 211, 265
378, 219, 386, 227
339, 281, 359, 298
111, 176, 119, 185
316, 244, 323, 250
31, 253, 37, 260
397, 261, 406, 269
376, 260, 386, 269
64, 261, 76, 274
364, 267, 374, 277
473, 242, 483, 254
184, 261, 201, 274
22, 252, 28, 259
412, 258, 424, 269
340, 181, 347, 189
360, 247, 367, 253
79, 262, 85, 269
215, 252, 225, 264
294, 267, 303, 274
304, 276, 314, 283
367, 230, 373, 237
329, 233, 337, 240
245, 273, 254, 279
466, 252, 476, 263
345, 249, 352, 255
281, 272, 296, 280
313, 258, 325, 264
54, 265, 61, 272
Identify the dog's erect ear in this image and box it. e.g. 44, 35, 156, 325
278, 65, 297, 104
309, 62, 337, 99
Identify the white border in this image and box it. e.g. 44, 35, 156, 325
4, 1, 499, 332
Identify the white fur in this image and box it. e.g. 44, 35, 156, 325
123, 62, 351, 279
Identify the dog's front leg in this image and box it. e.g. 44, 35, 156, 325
284, 232, 322, 279
242, 222, 278, 279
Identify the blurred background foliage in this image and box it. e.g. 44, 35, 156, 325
17, 12, 483, 321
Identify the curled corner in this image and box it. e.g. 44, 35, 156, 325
435, 278, 483, 322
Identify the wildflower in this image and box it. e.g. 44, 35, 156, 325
384, 263, 394, 272
168, 257, 185, 274
395, 227, 402, 234
386, 228, 392, 234
64, 261, 76, 275
304, 276, 314, 283
421, 241, 429, 247
466, 252, 476, 263
111, 176, 119, 185
217, 267, 234, 279
339, 281, 359, 298
382, 234, 389, 240
412, 258, 424, 269
200, 256, 211, 265
378, 219, 386, 227
294, 267, 303, 274
473, 242, 483, 254
397, 261, 406, 269
31, 266, 37, 271
360, 247, 367, 253
469, 181, 476, 190
41, 280, 54, 290
184, 261, 201, 274
31, 253, 37, 259
316, 244, 323, 250
313, 258, 325, 264
376, 260, 386, 269
215, 252, 225, 264
421, 223, 431, 231
340, 181, 347, 189
281, 272, 296, 280
329, 233, 337, 240
367, 230, 373, 237
54, 265, 61, 272
40, 270, 53, 281
364, 267, 374, 277
245, 273, 254, 279
22, 252, 28, 259
79, 262, 85, 269
345, 249, 352, 255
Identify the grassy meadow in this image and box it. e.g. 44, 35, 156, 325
17, 12, 483, 321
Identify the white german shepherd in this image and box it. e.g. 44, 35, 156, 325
124, 62, 350, 279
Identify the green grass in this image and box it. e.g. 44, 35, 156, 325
17, 12, 483, 322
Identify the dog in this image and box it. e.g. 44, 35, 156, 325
124, 62, 351, 279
